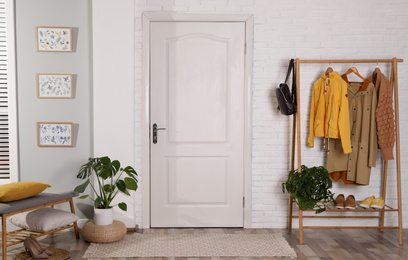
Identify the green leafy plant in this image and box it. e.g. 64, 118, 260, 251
74, 156, 138, 211
282, 165, 334, 214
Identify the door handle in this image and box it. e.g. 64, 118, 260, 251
153, 123, 166, 144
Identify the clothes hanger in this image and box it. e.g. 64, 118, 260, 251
345, 66, 365, 81
325, 67, 333, 76
371, 61, 381, 84
374, 60, 381, 74
325, 60, 333, 76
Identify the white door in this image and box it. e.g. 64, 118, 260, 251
150, 21, 245, 227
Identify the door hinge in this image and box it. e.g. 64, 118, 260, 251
243, 197, 245, 208
244, 43, 247, 54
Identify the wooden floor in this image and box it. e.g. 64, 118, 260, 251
4, 227, 408, 259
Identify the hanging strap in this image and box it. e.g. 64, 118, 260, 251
284, 59, 297, 105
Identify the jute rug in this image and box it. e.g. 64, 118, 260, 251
83, 233, 297, 258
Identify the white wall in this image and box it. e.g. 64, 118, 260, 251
16, 0, 93, 218
24, 0, 402, 228
92, 0, 137, 227
13, 0, 408, 229
13, 0, 408, 230
130, 0, 408, 228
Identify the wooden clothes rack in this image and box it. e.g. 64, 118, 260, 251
288, 58, 404, 245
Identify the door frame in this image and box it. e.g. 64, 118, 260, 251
141, 13, 254, 228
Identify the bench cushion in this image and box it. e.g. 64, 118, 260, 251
0, 182, 51, 202
0, 191, 78, 214
9, 207, 79, 232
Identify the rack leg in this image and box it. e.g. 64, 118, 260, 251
299, 210, 303, 244
392, 58, 403, 245
288, 107, 297, 233
380, 160, 388, 232
398, 209, 403, 245
288, 196, 293, 232
379, 211, 385, 232
2, 214, 7, 260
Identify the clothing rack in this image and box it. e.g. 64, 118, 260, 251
288, 58, 404, 245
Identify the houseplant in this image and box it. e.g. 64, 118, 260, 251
74, 156, 138, 225
282, 165, 334, 214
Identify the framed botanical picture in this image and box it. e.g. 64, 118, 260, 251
37, 122, 73, 147
37, 73, 73, 98
36, 27, 72, 52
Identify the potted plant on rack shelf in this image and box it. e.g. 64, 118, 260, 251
74, 156, 138, 225
282, 165, 335, 214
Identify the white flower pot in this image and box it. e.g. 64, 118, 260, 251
94, 208, 113, 225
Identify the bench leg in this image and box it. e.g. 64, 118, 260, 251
69, 198, 80, 239
2, 214, 7, 260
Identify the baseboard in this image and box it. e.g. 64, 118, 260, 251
77, 218, 138, 230
77, 219, 89, 228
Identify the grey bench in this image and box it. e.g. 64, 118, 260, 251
0, 191, 79, 260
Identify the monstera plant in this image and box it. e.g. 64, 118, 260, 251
282, 165, 334, 214
74, 156, 138, 212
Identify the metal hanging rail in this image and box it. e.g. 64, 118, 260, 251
288, 57, 404, 245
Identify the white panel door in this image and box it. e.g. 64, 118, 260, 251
150, 21, 245, 227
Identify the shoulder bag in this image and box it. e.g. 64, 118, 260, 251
276, 59, 297, 115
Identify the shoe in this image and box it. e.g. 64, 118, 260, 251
345, 195, 356, 209
28, 235, 53, 256
370, 196, 385, 209
334, 194, 345, 209
23, 239, 49, 259
359, 196, 375, 209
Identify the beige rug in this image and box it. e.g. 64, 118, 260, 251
83, 233, 297, 258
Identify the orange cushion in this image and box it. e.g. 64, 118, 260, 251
0, 182, 51, 202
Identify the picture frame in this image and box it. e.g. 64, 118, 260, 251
36, 27, 72, 52
37, 73, 73, 98
37, 122, 73, 147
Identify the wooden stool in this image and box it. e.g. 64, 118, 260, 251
82, 220, 126, 243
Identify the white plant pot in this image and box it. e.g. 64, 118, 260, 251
94, 207, 113, 225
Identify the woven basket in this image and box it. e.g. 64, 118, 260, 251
16, 248, 70, 260
82, 220, 127, 243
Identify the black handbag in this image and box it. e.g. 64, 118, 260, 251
276, 59, 297, 115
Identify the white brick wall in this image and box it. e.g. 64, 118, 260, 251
134, 0, 408, 228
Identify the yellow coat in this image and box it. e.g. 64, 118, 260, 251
308, 72, 351, 154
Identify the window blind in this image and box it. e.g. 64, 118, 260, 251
0, 0, 10, 180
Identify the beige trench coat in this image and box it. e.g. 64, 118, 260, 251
326, 78, 378, 185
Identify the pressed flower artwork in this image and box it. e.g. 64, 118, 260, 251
37, 122, 73, 147
36, 27, 72, 52
37, 74, 73, 98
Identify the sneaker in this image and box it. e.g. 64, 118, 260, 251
345, 195, 356, 209
370, 196, 385, 209
359, 196, 375, 209
334, 194, 345, 209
